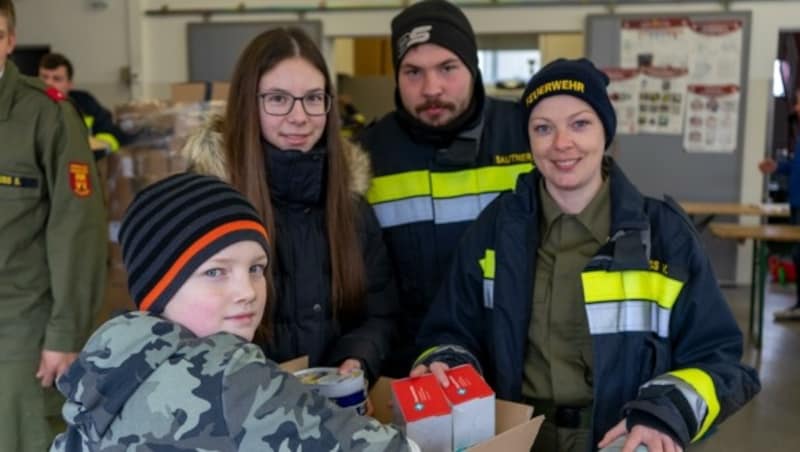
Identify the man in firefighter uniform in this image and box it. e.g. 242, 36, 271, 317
413, 58, 760, 452
0, 1, 107, 450
359, 0, 531, 377
38, 52, 126, 152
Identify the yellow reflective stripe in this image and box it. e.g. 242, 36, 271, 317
479, 249, 495, 280
430, 163, 532, 199
367, 170, 431, 204
83, 115, 95, 129
414, 346, 439, 366
581, 270, 683, 309
94, 133, 120, 152
669, 368, 721, 441
478, 163, 533, 193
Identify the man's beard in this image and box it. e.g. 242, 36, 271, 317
415, 100, 458, 126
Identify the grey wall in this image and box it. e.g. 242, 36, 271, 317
188, 21, 322, 82
586, 12, 752, 283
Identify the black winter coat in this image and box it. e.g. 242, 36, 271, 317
258, 145, 398, 382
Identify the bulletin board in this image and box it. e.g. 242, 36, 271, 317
187, 21, 322, 82
586, 12, 751, 283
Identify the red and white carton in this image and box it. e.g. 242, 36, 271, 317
391, 374, 453, 452
442, 365, 495, 450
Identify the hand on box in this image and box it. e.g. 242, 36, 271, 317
36, 349, 78, 388
410, 361, 450, 387
338, 358, 362, 376
598, 419, 682, 452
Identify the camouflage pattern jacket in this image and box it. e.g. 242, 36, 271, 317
51, 311, 413, 451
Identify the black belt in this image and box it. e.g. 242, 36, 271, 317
523, 397, 592, 429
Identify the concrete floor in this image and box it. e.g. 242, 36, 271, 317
691, 283, 800, 451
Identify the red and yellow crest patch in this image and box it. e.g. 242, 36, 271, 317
68, 162, 92, 197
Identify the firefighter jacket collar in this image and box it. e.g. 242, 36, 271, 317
517, 157, 651, 242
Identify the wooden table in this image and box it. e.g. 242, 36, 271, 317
679, 202, 789, 231
709, 223, 800, 347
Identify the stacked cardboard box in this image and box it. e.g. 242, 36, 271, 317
102, 98, 223, 324
280, 358, 543, 451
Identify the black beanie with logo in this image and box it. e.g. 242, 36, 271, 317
391, 0, 478, 77
521, 58, 617, 149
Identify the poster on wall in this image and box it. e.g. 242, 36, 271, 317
683, 84, 739, 153
604, 68, 641, 135
638, 67, 688, 135
621, 18, 691, 69
688, 19, 743, 85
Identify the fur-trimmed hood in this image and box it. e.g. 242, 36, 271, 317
181, 114, 372, 195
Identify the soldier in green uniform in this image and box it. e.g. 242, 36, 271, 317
0, 1, 107, 450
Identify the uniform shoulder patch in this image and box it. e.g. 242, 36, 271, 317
68, 162, 92, 197
46, 87, 68, 102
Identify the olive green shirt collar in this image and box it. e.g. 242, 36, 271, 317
539, 178, 611, 245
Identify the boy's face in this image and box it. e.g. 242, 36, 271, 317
163, 240, 268, 341
0, 15, 15, 71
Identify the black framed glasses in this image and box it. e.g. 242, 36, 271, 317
258, 91, 332, 116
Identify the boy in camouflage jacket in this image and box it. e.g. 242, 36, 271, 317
51, 173, 416, 452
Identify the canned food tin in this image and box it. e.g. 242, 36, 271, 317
294, 367, 367, 415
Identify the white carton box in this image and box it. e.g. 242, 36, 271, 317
442, 365, 495, 450
391, 374, 453, 452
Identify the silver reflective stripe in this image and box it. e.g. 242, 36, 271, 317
372, 196, 434, 227
432, 193, 499, 224
643, 374, 708, 430
585, 300, 671, 337
483, 279, 494, 309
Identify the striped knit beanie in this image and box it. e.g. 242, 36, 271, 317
118, 172, 270, 313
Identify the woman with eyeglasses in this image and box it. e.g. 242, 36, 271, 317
183, 27, 398, 390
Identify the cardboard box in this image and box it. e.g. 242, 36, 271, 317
171, 83, 206, 103
392, 374, 453, 451
134, 148, 171, 177
277, 357, 543, 451
442, 365, 495, 450
171, 82, 230, 103
374, 378, 541, 451
107, 176, 135, 221
212, 82, 230, 101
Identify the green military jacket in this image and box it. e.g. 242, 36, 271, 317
0, 61, 106, 359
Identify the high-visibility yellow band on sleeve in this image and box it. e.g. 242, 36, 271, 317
669, 368, 721, 442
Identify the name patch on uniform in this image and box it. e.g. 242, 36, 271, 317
525, 79, 585, 107
0, 173, 39, 189
68, 162, 92, 197
649, 259, 669, 275
494, 153, 533, 165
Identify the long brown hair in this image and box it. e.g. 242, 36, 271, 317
224, 27, 366, 325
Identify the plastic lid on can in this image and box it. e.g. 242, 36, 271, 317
294, 367, 365, 399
